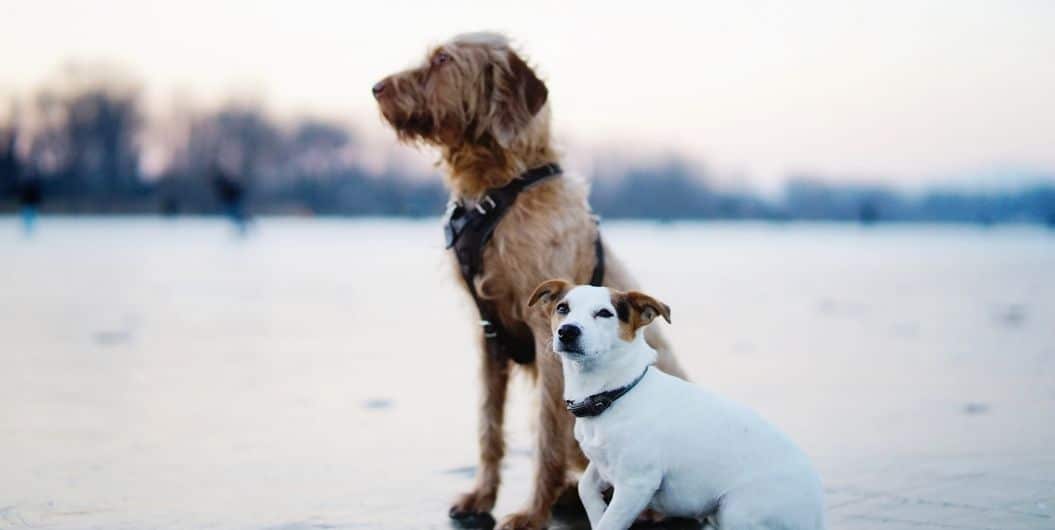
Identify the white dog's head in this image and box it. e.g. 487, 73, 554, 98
528, 280, 671, 361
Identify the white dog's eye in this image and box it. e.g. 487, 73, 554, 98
556, 303, 570, 315
595, 308, 614, 318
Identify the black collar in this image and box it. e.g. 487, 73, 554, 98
565, 366, 650, 418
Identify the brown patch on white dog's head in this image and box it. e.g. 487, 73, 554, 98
611, 290, 671, 341
528, 278, 572, 318
528, 278, 576, 335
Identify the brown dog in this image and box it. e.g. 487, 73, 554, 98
373, 32, 686, 529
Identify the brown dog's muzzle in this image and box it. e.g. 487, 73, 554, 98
371, 80, 387, 99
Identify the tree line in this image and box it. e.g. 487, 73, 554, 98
2, 71, 1053, 225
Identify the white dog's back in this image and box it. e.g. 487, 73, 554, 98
576, 369, 824, 528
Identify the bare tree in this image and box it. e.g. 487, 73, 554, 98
20, 65, 143, 200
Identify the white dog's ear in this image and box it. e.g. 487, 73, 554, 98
527, 279, 571, 312
613, 291, 671, 336
627, 291, 671, 325
490, 50, 547, 147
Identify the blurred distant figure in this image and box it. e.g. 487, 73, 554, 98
211, 167, 249, 235
159, 196, 181, 217
858, 199, 880, 224
1, 127, 41, 235
18, 177, 42, 235
1, 126, 19, 206
0, 127, 17, 189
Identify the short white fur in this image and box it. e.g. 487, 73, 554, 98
552, 285, 826, 530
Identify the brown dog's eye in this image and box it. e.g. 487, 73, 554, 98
556, 303, 570, 315
595, 309, 614, 319
432, 52, 452, 67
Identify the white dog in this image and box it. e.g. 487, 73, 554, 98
528, 280, 826, 530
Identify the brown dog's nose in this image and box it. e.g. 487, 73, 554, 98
372, 80, 387, 98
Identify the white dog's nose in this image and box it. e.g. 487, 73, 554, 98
557, 324, 581, 343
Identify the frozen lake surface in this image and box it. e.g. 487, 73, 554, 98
1, 217, 1053, 529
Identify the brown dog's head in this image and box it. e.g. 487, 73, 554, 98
528, 280, 671, 359
372, 32, 548, 150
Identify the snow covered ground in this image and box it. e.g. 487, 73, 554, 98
2, 218, 1053, 529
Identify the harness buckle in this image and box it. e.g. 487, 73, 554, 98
474, 195, 497, 214
480, 319, 498, 338
445, 200, 462, 217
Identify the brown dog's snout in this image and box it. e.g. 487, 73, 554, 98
372, 79, 388, 99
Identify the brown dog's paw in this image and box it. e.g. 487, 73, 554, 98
496, 511, 547, 530
449, 489, 496, 520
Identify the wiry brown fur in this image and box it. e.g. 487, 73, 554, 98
374, 32, 687, 530
375, 32, 555, 198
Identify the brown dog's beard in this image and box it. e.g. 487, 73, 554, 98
380, 97, 468, 147
390, 113, 436, 143
442, 138, 517, 196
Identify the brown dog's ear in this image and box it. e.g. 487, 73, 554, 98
528, 279, 571, 311
510, 51, 548, 116
491, 50, 547, 146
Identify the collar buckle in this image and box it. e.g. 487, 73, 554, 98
590, 396, 612, 415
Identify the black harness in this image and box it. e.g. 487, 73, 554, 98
444, 163, 605, 365
565, 366, 650, 418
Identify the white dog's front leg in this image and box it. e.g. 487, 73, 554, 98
578, 463, 607, 528
596, 479, 659, 530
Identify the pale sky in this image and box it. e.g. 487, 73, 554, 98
2, 0, 1054, 190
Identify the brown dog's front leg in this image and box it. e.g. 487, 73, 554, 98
450, 337, 512, 519
498, 346, 570, 530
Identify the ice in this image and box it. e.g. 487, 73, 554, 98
1, 217, 1053, 529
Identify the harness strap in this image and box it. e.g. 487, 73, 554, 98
444, 164, 605, 365
589, 220, 605, 287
